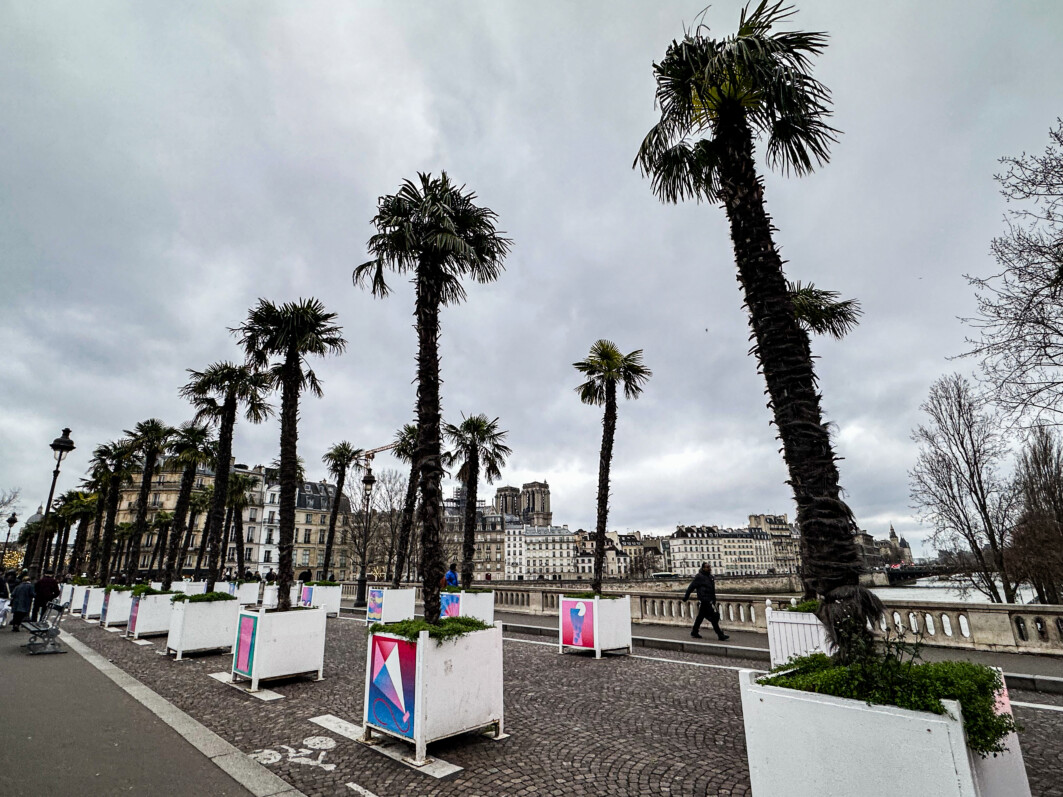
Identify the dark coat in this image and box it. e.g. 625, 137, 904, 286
35, 575, 60, 604
11, 581, 35, 613
684, 570, 717, 604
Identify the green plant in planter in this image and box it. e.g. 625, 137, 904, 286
104, 585, 135, 594
171, 591, 237, 603
786, 599, 820, 613
68, 576, 93, 586
371, 616, 491, 644
131, 585, 173, 597
305, 580, 339, 586
563, 591, 622, 600
442, 586, 493, 594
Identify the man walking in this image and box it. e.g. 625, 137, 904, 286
684, 562, 729, 641
33, 570, 60, 621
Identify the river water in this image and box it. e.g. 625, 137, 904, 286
871, 577, 1037, 605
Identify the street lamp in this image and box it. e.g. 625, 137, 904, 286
1, 512, 16, 572
30, 428, 75, 579
354, 468, 376, 607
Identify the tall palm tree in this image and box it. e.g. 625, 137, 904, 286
225, 472, 259, 578
635, 3, 875, 634
64, 491, 98, 577
123, 419, 174, 582
186, 487, 212, 579
234, 298, 347, 610
81, 462, 110, 580
147, 511, 174, 577
162, 423, 217, 589
90, 440, 135, 586
574, 340, 652, 594
321, 442, 364, 579
356, 172, 511, 622
181, 362, 272, 592
443, 415, 512, 588
390, 423, 420, 588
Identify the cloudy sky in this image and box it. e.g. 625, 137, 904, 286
3, 2, 1062, 555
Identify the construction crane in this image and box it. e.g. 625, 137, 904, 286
361, 442, 399, 466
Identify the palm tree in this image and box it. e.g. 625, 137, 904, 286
186, 487, 212, 579
147, 511, 174, 577
443, 415, 512, 588
225, 472, 259, 578
234, 298, 346, 610
574, 340, 652, 594
321, 442, 364, 579
390, 424, 420, 588
635, 2, 873, 631
63, 491, 98, 577
356, 172, 511, 622
91, 440, 135, 586
81, 462, 110, 580
123, 419, 174, 582
788, 281, 862, 340
162, 423, 217, 589
181, 362, 272, 592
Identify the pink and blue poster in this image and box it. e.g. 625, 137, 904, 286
561, 599, 594, 648
82, 590, 89, 615
301, 586, 313, 607
129, 597, 140, 634
100, 592, 110, 623
366, 588, 384, 622
233, 615, 258, 676
367, 635, 417, 739
440, 593, 461, 617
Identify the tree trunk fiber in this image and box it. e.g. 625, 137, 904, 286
276, 352, 301, 611
234, 512, 245, 579
321, 470, 346, 578
391, 461, 419, 588
97, 477, 121, 586
127, 451, 157, 583
86, 498, 106, 580
69, 515, 91, 577
220, 505, 234, 579
163, 466, 196, 590
461, 450, 480, 589
591, 382, 616, 595
205, 399, 236, 593
415, 277, 445, 623
193, 512, 212, 580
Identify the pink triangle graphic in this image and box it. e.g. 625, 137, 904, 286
372, 637, 395, 681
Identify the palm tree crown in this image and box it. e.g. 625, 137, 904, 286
574, 340, 653, 406
123, 418, 175, 581
320, 441, 364, 579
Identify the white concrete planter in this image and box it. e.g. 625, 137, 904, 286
166, 597, 240, 660
60, 584, 74, 606
363, 623, 505, 764
128, 593, 175, 639
738, 669, 1030, 797
439, 590, 495, 624
70, 584, 88, 613
236, 582, 260, 605
231, 607, 327, 691
100, 589, 134, 627
149, 581, 163, 590
261, 583, 301, 609
365, 587, 416, 625
765, 600, 833, 667
174, 581, 207, 595
298, 585, 342, 616
558, 595, 632, 658
81, 587, 106, 619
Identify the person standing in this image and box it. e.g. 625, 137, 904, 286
32, 570, 60, 621
444, 563, 459, 587
684, 562, 729, 641
10, 576, 34, 632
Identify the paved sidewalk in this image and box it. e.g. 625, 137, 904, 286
0, 622, 256, 797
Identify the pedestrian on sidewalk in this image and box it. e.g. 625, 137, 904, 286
32, 570, 60, 621
10, 576, 34, 632
0, 573, 11, 627
684, 562, 729, 641
444, 563, 459, 587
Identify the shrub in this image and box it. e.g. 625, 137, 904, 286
305, 580, 339, 586
171, 591, 237, 603
786, 599, 820, 613
563, 591, 623, 599
132, 585, 173, 597
371, 616, 491, 644
104, 585, 135, 594
442, 586, 493, 594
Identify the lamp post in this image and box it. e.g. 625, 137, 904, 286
30, 428, 75, 579
1, 512, 16, 571
354, 468, 376, 607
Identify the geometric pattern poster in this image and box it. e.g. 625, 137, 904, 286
366, 588, 384, 623
367, 635, 417, 739
560, 599, 594, 648
440, 592, 461, 618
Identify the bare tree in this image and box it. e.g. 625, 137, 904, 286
1012, 425, 1063, 603
370, 468, 407, 580
910, 374, 1020, 602
344, 478, 381, 588
0, 487, 20, 516
964, 121, 1063, 422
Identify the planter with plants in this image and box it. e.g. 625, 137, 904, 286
741, 630, 1030, 797
261, 582, 302, 609
558, 593, 631, 658
439, 587, 495, 624
173, 580, 208, 595
149, 581, 163, 590
127, 586, 176, 639
297, 581, 342, 616
235, 581, 260, 605
100, 586, 135, 628
69, 583, 89, 613
765, 598, 833, 667
364, 586, 416, 626
231, 605, 327, 692
81, 586, 106, 619
362, 617, 504, 765
165, 591, 240, 660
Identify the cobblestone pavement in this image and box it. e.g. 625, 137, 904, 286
61, 616, 1063, 797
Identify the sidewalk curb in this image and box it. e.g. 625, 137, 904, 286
63, 634, 306, 797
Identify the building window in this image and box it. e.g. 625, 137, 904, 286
269, 494, 277, 504
245, 547, 252, 562
301, 549, 310, 565
246, 528, 254, 543
268, 511, 276, 523
227, 547, 235, 561
303, 529, 311, 544
249, 509, 257, 521
264, 550, 272, 563
305, 513, 313, 524
318, 530, 326, 544
265, 531, 273, 544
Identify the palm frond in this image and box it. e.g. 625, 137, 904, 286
788, 280, 863, 339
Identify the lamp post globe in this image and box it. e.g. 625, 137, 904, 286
1, 512, 16, 572
354, 469, 376, 607
30, 428, 75, 579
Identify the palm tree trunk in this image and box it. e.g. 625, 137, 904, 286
194, 512, 212, 580
86, 496, 106, 580
415, 278, 446, 623
391, 461, 419, 588
127, 452, 157, 583
54, 518, 72, 574
149, 525, 168, 578
234, 512, 246, 579
716, 114, 860, 598
163, 466, 196, 589
220, 504, 234, 578
69, 515, 91, 577
206, 399, 236, 592
179, 512, 198, 578
460, 448, 480, 589
591, 382, 617, 595
321, 470, 346, 578
277, 352, 302, 611
97, 477, 121, 585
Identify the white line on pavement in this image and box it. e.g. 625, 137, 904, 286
1012, 701, 1063, 714
346, 783, 380, 797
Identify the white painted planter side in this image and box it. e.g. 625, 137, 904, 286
364, 624, 505, 765
128, 593, 175, 638
298, 585, 342, 616
765, 603, 832, 667
60, 584, 74, 606
365, 587, 415, 625
558, 595, 632, 658
81, 587, 106, 619
166, 598, 240, 660
231, 607, 326, 691
149, 581, 163, 590
236, 582, 260, 605
738, 669, 1029, 797
260, 583, 301, 609
441, 591, 495, 624
174, 581, 207, 595
100, 590, 134, 627
70, 585, 88, 613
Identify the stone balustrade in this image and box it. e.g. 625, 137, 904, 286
351, 581, 1063, 655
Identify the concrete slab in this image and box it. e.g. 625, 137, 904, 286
309, 713, 462, 778
209, 671, 285, 701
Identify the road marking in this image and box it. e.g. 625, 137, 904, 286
309, 714, 364, 741
132, 639, 153, 646
346, 784, 380, 797
1012, 701, 1063, 714
208, 671, 284, 701
503, 636, 759, 673
310, 714, 462, 778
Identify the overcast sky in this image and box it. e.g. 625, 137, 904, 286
3, 2, 1062, 556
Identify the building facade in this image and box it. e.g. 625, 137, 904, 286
666, 525, 776, 577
